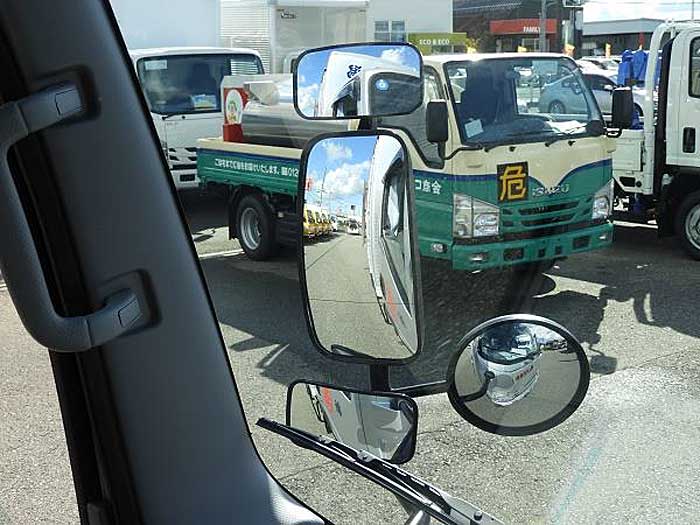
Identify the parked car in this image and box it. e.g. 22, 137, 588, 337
540, 72, 646, 117
580, 56, 619, 73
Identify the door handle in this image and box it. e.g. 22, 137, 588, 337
683, 127, 696, 154
0, 84, 142, 353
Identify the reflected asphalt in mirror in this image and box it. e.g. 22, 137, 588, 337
305, 233, 412, 360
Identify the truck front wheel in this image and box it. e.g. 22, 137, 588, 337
675, 190, 700, 260
236, 194, 278, 260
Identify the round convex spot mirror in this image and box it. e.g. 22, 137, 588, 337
447, 314, 590, 436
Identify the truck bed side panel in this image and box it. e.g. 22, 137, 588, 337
197, 147, 300, 196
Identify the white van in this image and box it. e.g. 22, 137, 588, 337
129, 47, 264, 189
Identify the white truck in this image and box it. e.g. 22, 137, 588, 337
612, 22, 700, 259
111, 0, 265, 190
129, 47, 264, 190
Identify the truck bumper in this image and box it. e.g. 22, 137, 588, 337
170, 166, 201, 191
450, 222, 613, 271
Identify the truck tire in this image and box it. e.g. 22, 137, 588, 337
675, 190, 700, 260
235, 194, 278, 260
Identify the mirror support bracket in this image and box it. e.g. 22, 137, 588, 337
369, 363, 391, 391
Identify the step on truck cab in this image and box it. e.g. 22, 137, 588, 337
130, 47, 264, 190
198, 52, 615, 269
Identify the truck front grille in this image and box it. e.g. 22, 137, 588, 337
168, 147, 198, 164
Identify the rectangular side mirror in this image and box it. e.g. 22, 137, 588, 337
294, 43, 423, 120
426, 100, 449, 144
612, 87, 634, 129
298, 132, 423, 363
287, 381, 418, 464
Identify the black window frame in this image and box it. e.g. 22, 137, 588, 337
689, 37, 700, 98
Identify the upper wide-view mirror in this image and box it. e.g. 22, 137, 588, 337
294, 43, 423, 119
287, 381, 418, 464
299, 133, 422, 362
447, 315, 590, 436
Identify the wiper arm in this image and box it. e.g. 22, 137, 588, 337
257, 418, 503, 525
544, 125, 592, 147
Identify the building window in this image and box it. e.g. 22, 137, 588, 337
690, 38, 700, 98
375, 20, 406, 42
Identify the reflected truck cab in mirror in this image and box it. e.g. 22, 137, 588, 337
288, 382, 418, 464
299, 133, 422, 362
294, 43, 423, 119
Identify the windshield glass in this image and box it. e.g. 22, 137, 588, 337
136, 54, 263, 115
446, 57, 603, 147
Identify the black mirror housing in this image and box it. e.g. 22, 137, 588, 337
612, 87, 634, 130
426, 100, 449, 144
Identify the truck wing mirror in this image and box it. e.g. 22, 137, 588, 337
287, 381, 418, 464
297, 132, 423, 363
611, 87, 634, 131
293, 43, 423, 120
426, 100, 449, 144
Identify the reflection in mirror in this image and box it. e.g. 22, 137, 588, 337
448, 316, 589, 436
295, 44, 422, 119
288, 382, 418, 464
301, 134, 421, 361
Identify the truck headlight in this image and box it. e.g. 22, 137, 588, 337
592, 180, 614, 220
453, 193, 500, 239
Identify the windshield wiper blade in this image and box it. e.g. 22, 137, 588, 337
257, 418, 503, 525
544, 125, 593, 147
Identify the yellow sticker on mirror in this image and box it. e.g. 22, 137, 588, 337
498, 163, 528, 202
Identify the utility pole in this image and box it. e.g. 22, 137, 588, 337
539, 0, 548, 52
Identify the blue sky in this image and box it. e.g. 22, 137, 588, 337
585, 1, 696, 22
305, 135, 378, 216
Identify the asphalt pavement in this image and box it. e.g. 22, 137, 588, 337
2, 190, 700, 524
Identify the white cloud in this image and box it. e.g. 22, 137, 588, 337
297, 83, 318, 116
380, 47, 419, 74
321, 160, 370, 196
321, 140, 353, 162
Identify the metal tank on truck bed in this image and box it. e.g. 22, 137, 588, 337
223, 75, 350, 149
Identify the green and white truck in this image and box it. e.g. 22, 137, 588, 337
198, 53, 615, 270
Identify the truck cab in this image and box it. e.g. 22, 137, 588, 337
130, 47, 263, 190
380, 53, 615, 270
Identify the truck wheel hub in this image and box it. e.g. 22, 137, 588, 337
241, 208, 261, 250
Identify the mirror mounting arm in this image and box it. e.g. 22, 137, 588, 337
459, 371, 495, 403
369, 363, 391, 391
358, 116, 378, 131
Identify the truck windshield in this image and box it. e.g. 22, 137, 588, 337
136, 53, 263, 115
446, 57, 603, 147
